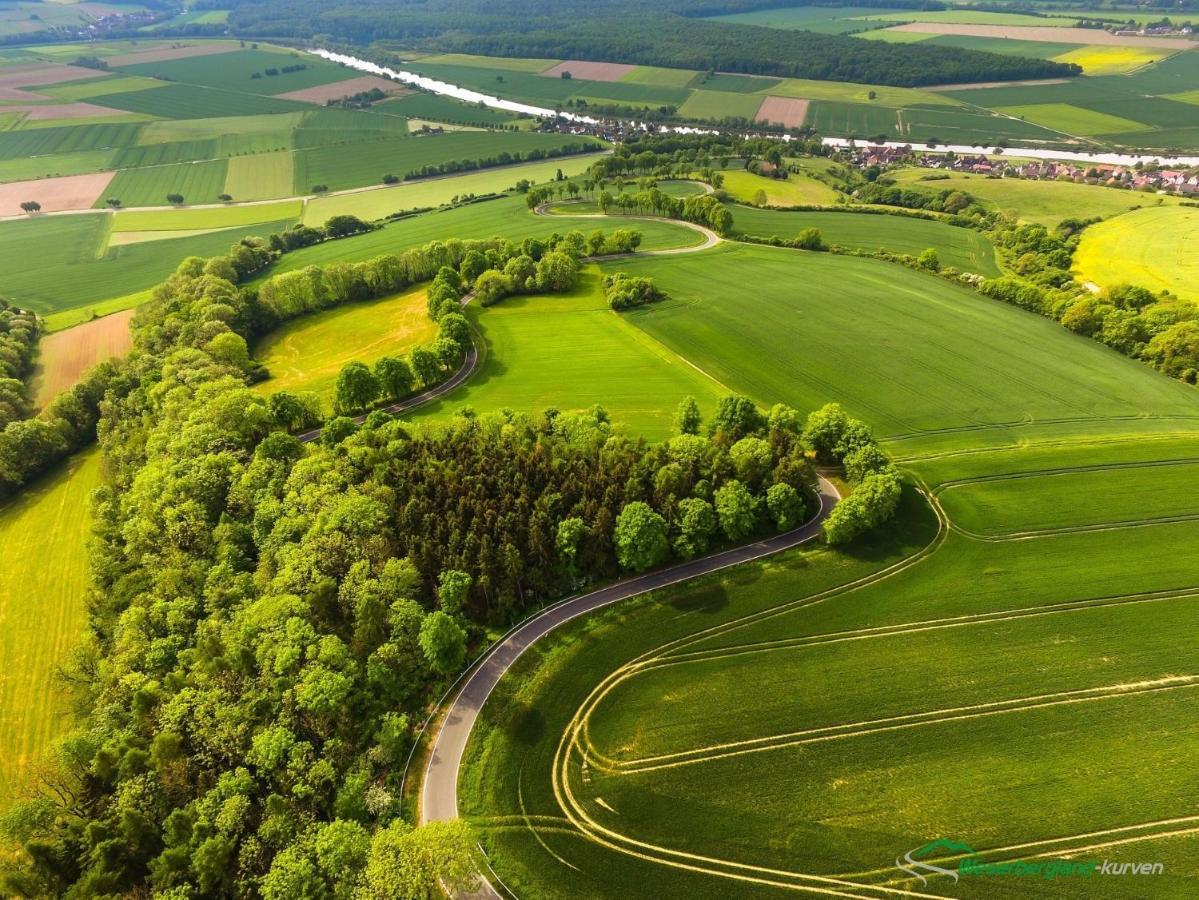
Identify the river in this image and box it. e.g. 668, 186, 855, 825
313, 49, 1199, 166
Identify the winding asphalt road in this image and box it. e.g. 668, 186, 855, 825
420, 476, 841, 896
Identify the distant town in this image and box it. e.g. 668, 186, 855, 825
846, 144, 1199, 196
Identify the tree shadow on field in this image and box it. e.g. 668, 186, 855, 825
669, 583, 729, 614
835, 484, 940, 564
507, 704, 546, 746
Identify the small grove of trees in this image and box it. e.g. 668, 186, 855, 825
0, 299, 41, 429
794, 227, 826, 251
166, 193, 184, 205
801, 402, 902, 545
18, 201, 40, 214
594, 188, 735, 236
603, 272, 666, 311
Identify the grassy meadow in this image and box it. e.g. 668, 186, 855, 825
0, 451, 101, 809
718, 169, 839, 206
253, 285, 437, 400
266, 195, 704, 277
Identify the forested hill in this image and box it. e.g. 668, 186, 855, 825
223, 0, 1080, 88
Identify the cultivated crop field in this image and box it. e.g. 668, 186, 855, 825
456, 239, 1199, 897
1073, 205, 1199, 300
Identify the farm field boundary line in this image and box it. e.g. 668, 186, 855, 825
890, 429, 1199, 464
931, 455, 1199, 490
947, 510, 1199, 542
884, 411, 1199, 444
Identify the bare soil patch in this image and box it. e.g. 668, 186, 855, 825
107, 43, 239, 66
755, 95, 810, 128
31, 308, 135, 408
928, 78, 1070, 91
273, 74, 403, 103
886, 22, 1195, 48
5, 102, 128, 121
541, 60, 637, 82
0, 172, 115, 216
0, 64, 110, 100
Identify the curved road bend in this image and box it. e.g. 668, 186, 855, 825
534, 203, 722, 256
420, 476, 841, 893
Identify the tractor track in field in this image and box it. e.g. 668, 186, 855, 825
580, 674, 1199, 776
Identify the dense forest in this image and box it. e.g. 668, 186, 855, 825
222, 0, 1079, 86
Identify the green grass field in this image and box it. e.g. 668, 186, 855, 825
87, 82, 309, 119
889, 167, 1183, 226
408, 269, 727, 439
97, 158, 230, 208
731, 206, 1002, 275
0, 212, 295, 315
676, 90, 764, 122
0, 451, 102, 809
253, 284, 438, 401
917, 33, 1080, 59
994, 102, 1150, 136
114, 48, 356, 95
1073, 206, 1199, 301
719, 169, 840, 206
622, 65, 699, 88
224, 151, 295, 201
455, 239, 1199, 898
291, 132, 601, 193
